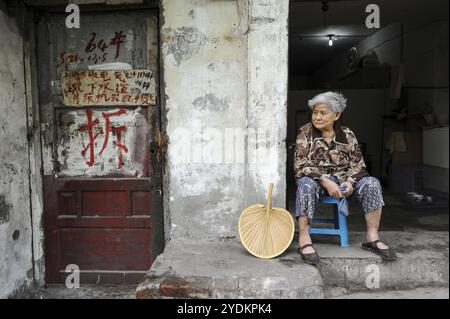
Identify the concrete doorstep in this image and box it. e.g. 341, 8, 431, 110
136, 231, 449, 299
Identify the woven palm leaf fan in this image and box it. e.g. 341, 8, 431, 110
238, 183, 295, 259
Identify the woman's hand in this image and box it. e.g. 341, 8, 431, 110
320, 177, 344, 199
340, 181, 354, 197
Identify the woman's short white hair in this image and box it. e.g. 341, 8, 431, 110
308, 91, 347, 113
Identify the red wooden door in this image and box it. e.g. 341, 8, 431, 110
37, 10, 162, 284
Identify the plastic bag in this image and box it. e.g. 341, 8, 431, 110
338, 184, 349, 216
338, 197, 349, 216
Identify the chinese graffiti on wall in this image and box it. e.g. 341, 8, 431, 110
56, 107, 148, 177
61, 70, 156, 106
57, 30, 128, 66
85, 31, 126, 63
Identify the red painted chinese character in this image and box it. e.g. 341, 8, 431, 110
65, 81, 84, 95
99, 71, 111, 81
87, 83, 97, 94
95, 93, 109, 103
110, 31, 126, 59
122, 95, 132, 103
141, 93, 153, 105
114, 71, 126, 83
73, 94, 80, 105
99, 108, 128, 168
88, 71, 99, 79
116, 82, 128, 94
111, 126, 128, 169
110, 93, 120, 103
79, 109, 102, 167
83, 93, 95, 104
80, 108, 129, 169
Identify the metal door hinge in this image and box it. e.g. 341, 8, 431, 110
34, 121, 50, 130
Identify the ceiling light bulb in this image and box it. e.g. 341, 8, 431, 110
328, 38, 333, 46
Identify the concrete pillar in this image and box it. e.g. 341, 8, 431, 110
161, 0, 289, 241
245, 0, 289, 209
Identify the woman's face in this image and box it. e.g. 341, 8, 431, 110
312, 103, 341, 131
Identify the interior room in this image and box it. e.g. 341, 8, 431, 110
287, 0, 449, 232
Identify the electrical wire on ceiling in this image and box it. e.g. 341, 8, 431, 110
290, 1, 373, 45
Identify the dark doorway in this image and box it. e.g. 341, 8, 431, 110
36, 9, 163, 284
287, 0, 449, 223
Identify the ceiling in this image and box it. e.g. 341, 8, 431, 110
290, 24, 374, 75
289, 0, 449, 76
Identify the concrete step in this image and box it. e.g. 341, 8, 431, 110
136, 231, 449, 299
314, 231, 448, 291
33, 285, 136, 299
325, 287, 449, 299
136, 238, 325, 299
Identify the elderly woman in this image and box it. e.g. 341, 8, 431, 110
294, 91, 397, 265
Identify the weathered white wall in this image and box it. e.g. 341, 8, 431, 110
0, 3, 34, 298
245, 0, 288, 208
162, 0, 288, 240
162, 0, 247, 240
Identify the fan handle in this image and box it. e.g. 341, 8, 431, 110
266, 183, 273, 214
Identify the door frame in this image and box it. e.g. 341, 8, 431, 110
24, 2, 165, 286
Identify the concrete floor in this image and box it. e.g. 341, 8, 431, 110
31, 191, 449, 299
33, 285, 136, 299
326, 287, 449, 299
34, 285, 449, 299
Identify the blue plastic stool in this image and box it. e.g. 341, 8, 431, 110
309, 196, 349, 247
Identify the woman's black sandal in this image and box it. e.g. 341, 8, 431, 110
362, 240, 397, 261
298, 244, 320, 265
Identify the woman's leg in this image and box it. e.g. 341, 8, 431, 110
298, 216, 314, 253
295, 177, 321, 254
354, 176, 389, 249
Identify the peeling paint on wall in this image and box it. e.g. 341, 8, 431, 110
192, 93, 230, 112
0, 195, 12, 224
161, 0, 288, 241
0, 3, 34, 298
0, 163, 18, 185
12, 230, 20, 241
245, 0, 289, 208
251, 16, 276, 24
162, 0, 248, 240
163, 27, 208, 66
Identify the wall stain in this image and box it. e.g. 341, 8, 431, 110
193, 93, 230, 112
0, 194, 12, 224
10, 71, 16, 105
0, 163, 17, 184
164, 27, 207, 66
252, 16, 275, 24
6, 277, 35, 299
12, 229, 20, 241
